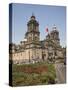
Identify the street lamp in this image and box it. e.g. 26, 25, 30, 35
29, 44, 30, 63
23, 38, 27, 63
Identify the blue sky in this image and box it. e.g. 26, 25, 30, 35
11, 3, 66, 47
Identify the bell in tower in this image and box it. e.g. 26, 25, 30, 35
25, 14, 40, 44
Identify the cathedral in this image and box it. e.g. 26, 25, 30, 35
9, 14, 65, 64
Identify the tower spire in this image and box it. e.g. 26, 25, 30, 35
31, 13, 35, 20
32, 12, 34, 16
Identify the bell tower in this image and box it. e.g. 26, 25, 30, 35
25, 14, 40, 44
25, 14, 41, 62
50, 25, 60, 46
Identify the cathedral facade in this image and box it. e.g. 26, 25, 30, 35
9, 15, 65, 64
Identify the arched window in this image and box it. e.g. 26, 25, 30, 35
55, 51, 57, 56
32, 23, 33, 30
29, 37, 32, 42
35, 36, 37, 41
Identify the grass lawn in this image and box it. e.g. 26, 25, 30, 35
12, 62, 56, 86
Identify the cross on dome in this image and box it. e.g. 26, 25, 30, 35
31, 13, 36, 20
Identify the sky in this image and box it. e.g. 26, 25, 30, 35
11, 3, 66, 47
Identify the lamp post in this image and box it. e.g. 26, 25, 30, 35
29, 44, 30, 63
24, 38, 27, 63
35, 45, 36, 62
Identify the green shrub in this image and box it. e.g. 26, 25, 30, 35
12, 62, 56, 86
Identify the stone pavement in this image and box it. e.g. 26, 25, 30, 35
54, 62, 66, 84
